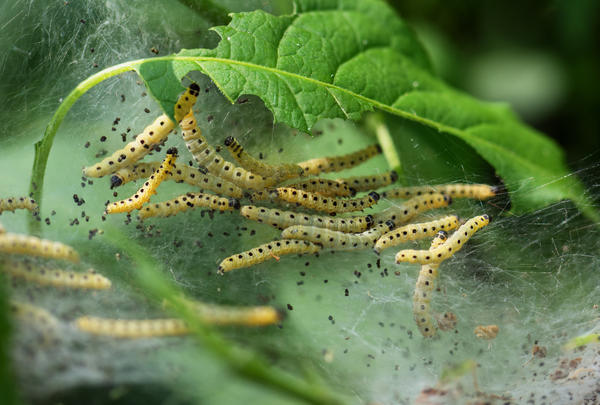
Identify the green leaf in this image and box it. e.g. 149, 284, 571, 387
133, 0, 596, 220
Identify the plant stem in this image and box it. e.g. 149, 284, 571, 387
364, 113, 403, 182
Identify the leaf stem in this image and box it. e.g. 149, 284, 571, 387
364, 113, 403, 181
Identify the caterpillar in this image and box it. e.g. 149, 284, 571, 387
474, 324, 499, 340
372, 193, 451, 224
184, 301, 282, 326
223, 136, 303, 181
106, 147, 178, 214
2, 260, 111, 289
280, 220, 395, 251
395, 214, 490, 264
10, 300, 59, 329
0, 233, 79, 262
273, 188, 380, 214
373, 215, 459, 254
138, 192, 240, 220
76, 316, 189, 338
382, 183, 498, 201
0, 197, 39, 215
217, 239, 321, 274
284, 178, 356, 197
336, 170, 398, 192
180, 111, 274, 190
413, 231, 448, 338
240, 205, 374, 232
109, 162, 244, 198
298, 144, 382, 175
83, 84, 199, 178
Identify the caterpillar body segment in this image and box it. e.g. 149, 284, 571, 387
10, 300, 59, 329
186, 301, 282, 326
413, 231, 448, 338
0, 197, 39, 215
382, 183, 497, 201
0, 233, 79, 262
180, 111, 273, 190
110, 162, 243, 198
76, 317, 188, 338
298, 144, 382, 175
138, 192, 240, 220
284, 178, 356, 198
106, 148, 178, 214
3, 260, 111, 289
273, 188, 380, 214
223, 136, 303, 181
337, 170, 398, 193
395, 214, 490, 264
83, 85, 199, 178
281, 220, 395, 251
217, 239, 321, 274
240, 205, 373, 233
373, 215, 459, 254
373, 194, 451, 225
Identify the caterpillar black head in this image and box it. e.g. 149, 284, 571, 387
224, 136, 234, 146
110, 175, 123, 189
384, 219, 395, 230
482, 214, 491, 222
349, 187, 357, 197
389, 170, 399, 183
365, 214, 374, 227
443, 195, 453, 205
436, 230, 448, 241
375, 144, 383, 153
166, 147, 179, 156
188, 83, 200, 96
228, 198, 241, 209
368, 191, 380, 201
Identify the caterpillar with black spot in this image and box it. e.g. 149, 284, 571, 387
138, 192, 240, 220
273, 188, 380, 214
109, 162, 243, 198
373, 215, 459, 254
240, 205, 374, 232
413, 230, 448, 338
218, 239, 321, 274
224, 136, 303, 181
0, 197, 39, 215
372, 193, 451, 225
281, 220, 395, 251
298, 144, 382, 175
395, 214, 490, 264
284, 178, 356, 198
106, 147, 178, 214
83, 84, 199, 178
382, 183, 498, 201
0, 233, 79, 262
2, 260, 111, 289
76, 317, 188, 338
337, 170, 398, 193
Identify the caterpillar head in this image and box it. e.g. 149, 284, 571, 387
368, 191, 380, 201
223, 136, 235, 146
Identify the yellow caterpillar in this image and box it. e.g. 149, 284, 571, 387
0, 197, 39, 215
106, 148, 178, 214
336, 170, 398, 192
0, 233, 79, 262
284, 177, 356, 198
298, 144, 381, 175
218, 239, 321, 274
2, 260, 111, 289
185, 301, 282, 326
382, 183, 498, 200
273, 188, 380, 214
372, 193, 451, 224
373, 215, 459, 254
280, 220, 395, 251
223, 136, 303, 181
180, 111, 273, 190
138, 192, 240, 220
413, 231, 448, 338
395, 214, 490, 264
83, 84, 199, 178
240, 205, 374, 232
109, 162, 243, 198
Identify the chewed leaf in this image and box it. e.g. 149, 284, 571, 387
136, 0, 597, 220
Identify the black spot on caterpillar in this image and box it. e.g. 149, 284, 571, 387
83, 85, 198, 178
180, 111, 274, 190
298, 144, 382, 175
382, 183, 497, 201
0, 197, 39, 215
106, 148, 178, 214
109, 161, 243, 198
217, 239, 321, 274
413, 231, 448, 338
240, 205, 374, 232
281, 220, 395, 251
3, 259, 111, 289
0, 232, 79, 262
138, 192, 240, 220
273, 188, 380, 214
373, 215, 459, 254
223, 136, 303, 181
372, 193, 451, 225
283, 177, 356, 198
336, 170, 398, 192
396, 214, 490, 264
